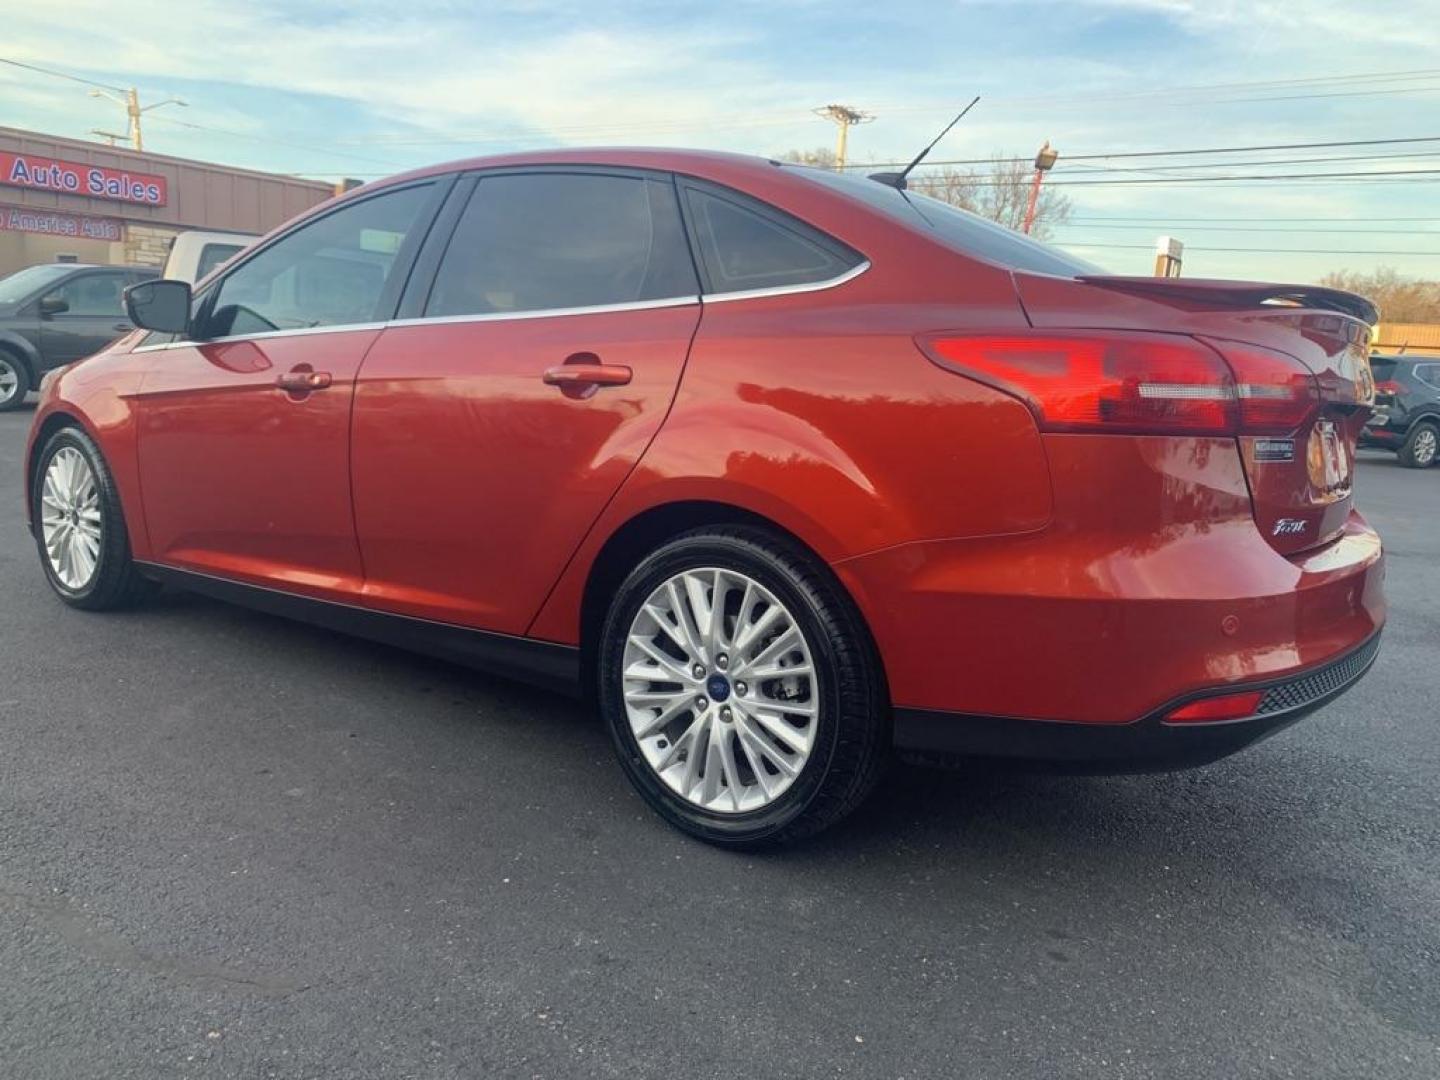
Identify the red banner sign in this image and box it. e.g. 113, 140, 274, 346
0, 203, 124, 241
0, 151, 167, 206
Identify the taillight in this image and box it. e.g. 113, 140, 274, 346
1202, 338, 1321, 432
1163, 690, 1264, 724
919, 332, 1318, 436
1374, 380, 1401, 395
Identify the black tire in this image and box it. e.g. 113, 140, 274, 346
598, 526, 889, 847
1398, 420, 1439, 469
31, 425, 156, 610
0, 348, 31, 411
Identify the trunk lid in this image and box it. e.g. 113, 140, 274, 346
1014, 272, 1377, 556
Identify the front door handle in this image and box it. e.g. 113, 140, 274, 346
542, 363, 633, 390
276, 369, 333, 392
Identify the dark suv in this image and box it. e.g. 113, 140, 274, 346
1360, 354, 1440, 467
0, 263, 157, 410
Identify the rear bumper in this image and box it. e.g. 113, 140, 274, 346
895, 631, 1381, 772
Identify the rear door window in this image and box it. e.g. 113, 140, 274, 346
425, 173, 697, 317
682, 184, 862, 294
1413, 363, 1440, 391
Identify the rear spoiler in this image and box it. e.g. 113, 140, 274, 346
1076, 276, 1379, 326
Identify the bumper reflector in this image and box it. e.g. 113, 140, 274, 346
1163, 690, 1265, 724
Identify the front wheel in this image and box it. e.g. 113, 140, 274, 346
0, 351, 30, 411
598, 526, 888, 847
32, 426, 155, 609
1399, 421, 1438, 469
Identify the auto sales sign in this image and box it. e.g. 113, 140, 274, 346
1, 151, 167, 206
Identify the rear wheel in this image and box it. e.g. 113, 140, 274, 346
0, 350, 30, 411
32, 426, 155, 610
1399, 420, 1438, 468
598, 526, 888, 846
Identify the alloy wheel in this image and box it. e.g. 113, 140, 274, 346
1415, 426, 1438, 466
40, 447, 104, 590
622, 567, 819, 814
0, 357, 19, 405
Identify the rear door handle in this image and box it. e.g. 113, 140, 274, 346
113, 322, 134, 333
542, 363, 632, 389
276, 370, 333, 392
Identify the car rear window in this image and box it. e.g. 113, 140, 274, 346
1370, 357, 1398, 380
789, 165, 1104, 277
682, 184, 863, 294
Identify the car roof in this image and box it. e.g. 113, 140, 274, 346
376, 147, 780, 188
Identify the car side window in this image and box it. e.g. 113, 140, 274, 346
49, 272, 127, 317
682, 184, 862, 295
1414, 364, 1440, 392
425, 173, 697, 317
205, 183, 433, 338
197, 243, 245, 281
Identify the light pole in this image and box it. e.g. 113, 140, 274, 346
89, 88, 187, 152
1021, 141, 1058, 235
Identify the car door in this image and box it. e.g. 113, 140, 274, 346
350, 169, 701, 634
133, 179, 447, 601
37, 269, 136, 364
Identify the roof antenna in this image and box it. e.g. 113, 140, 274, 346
870, 95, 980, 190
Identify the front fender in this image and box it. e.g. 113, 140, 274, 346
23, 351, 151, 558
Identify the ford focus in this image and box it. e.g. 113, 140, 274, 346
25, 149, 1385, 845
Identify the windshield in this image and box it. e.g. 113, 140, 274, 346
788, 165, 1105, 278
0, 263, 75, 304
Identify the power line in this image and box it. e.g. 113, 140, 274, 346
1069, 243, 1435, 256
141, 111, 406, 169
1057, 224, 1438, 235
843, 135, 1440, 170
929, 168, 1440, 188
1059, 149, 1440, 175
0, 56, 124, 94
1069, 215, 1440, 223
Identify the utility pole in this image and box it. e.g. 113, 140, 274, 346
813, 104, 874, 170
89, 87, 187, 152
1021, 141, 1059, 234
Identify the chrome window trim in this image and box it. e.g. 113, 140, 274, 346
131, 321, 388, 352
700, 259, 870, 303
124, 261, 866, 353
390, 294, 700, 328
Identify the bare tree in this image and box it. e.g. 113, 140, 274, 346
776, 148, 1074, 238
909, 156, 1073, 239
1319, 268, 1440, 323
776, 147, 838, 169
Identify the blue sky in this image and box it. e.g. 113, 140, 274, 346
3, 0, 1438, 282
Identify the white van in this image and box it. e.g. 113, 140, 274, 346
162, 229, 259, 284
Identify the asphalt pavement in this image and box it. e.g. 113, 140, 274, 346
1, 406, 1436, 1079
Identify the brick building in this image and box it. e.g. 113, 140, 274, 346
0, 126, 336, 276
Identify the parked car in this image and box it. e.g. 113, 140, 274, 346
0, 262, 157, 410
162, 229, 259, 285
23, 150, 1385, 845
1359, 353, 1440, 467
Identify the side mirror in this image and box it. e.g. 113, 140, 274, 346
38, 296, 69, 317
125, 279, 191, 335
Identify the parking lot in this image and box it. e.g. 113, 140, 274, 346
0, 406, 1436, 1078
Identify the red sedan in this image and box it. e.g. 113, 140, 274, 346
25, 149, 1385, 845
